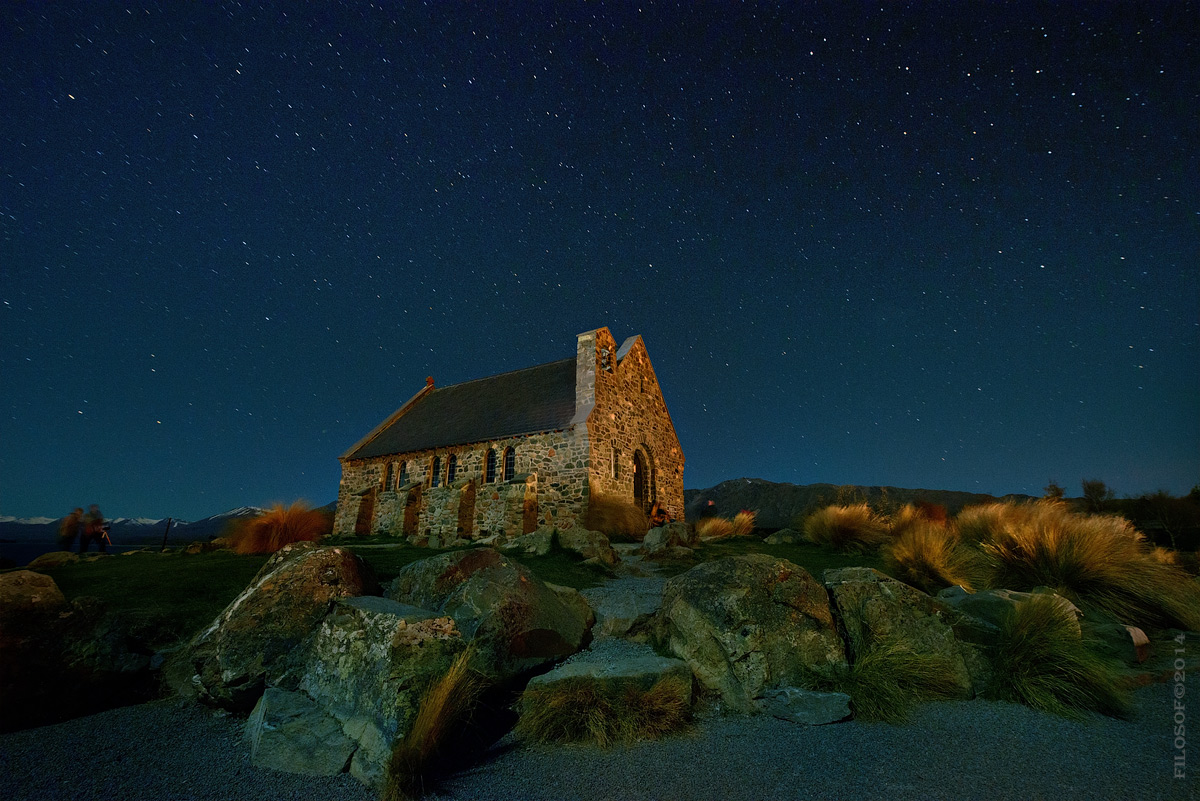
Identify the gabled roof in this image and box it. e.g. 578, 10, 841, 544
345, 358, 577, 460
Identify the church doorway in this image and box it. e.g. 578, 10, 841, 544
632, 449, 649, 512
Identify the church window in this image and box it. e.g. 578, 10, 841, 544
485, 449, 496, 483
431, 455, 441, 487
503, 447, 515, 481
447, 454, 458, 483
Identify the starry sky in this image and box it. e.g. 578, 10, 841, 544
2, 2, 1197, 521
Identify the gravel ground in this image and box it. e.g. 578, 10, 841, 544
2, 681, 1193, 801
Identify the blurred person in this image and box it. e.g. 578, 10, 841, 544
58, 507, 83, 551
80, 504, 105, 553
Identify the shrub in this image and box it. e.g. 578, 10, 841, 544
979, 501, 1200, 631
585, 489, 649, 542
382, 647, 485, 801
515, 673, 690, 746
988, 594, 1131, 718
803, 504, 891, 553
836, 638, 966, 723
227, 502, 330, 555
955, 502, 1023, 544
885, 520, 984, 594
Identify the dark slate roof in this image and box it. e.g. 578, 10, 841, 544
348, 358, 578, 460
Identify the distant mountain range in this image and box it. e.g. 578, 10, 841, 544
0, 502, 337, 546
683, 478, 1039, 530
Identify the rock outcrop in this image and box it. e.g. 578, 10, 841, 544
190, 542, 379, 710
1, 571, 152, 732
385, 548, 592, 682
825, 567, 974, 697
653, 554, 847, 712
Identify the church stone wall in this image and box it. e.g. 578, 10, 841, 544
581, 328, 686, 520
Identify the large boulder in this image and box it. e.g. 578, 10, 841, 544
385, 548, 592, 682
26, 551, 79, 569
762, 686, 852, 725
556, 526, 619, 566
498, 527, 553, 556
825, 567, 973, 698
296, 596, 465, 788
763, 528, 804, 545
642, 522, 695, 555
935, 585, 1083, 644
245, 688, 356, 776
1, 572, 152, 731
653, 555, 847, 712
190, 542, 379, 710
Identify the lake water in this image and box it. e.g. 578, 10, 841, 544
1, 542, 161, 567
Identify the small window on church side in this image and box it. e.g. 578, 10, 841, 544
384, 462, 394, 490
447, 454, 457, 484
398, 461, 407, 487
612, 448, 620, 480
485, 448, 496, 483
503, 447, 515, 482
431, 455, 441, 488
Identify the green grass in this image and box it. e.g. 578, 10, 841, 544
656, 537, 887, 578
835, 638, 966, 723
515, 673, 691, 746
30, 550, 269, 648
988, 594, 1131, 718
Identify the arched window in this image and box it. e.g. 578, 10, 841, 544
503, 447, 515, 482
431, 455, 441, 488
485, 448, 497, 483
447, 453, 457, 484
384, 462, 394, 490
398, 461, 408, 486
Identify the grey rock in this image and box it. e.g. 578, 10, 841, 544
557, 526, 620, 566
762, 686, 851, 725
763, 528, 804, 545
936, 585, 1082, 643
499, 528, 553, 556
245, 688, 356, 776
654, 555, 847, 712
826, 568, 973, 698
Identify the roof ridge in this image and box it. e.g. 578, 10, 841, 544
431, 357, 575, 391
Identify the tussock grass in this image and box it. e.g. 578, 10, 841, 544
885, 520, 984, 594
695, 517, 735, 540
837, 638, 965, 723
695, 511, 757, 541
383, 647, 486, 801
731, 510, 757, 538
515, 674, 691, 746
585, 490, 649, 541
227, 502, 330, 554
980, 501, 1200, 631
988, 594, 1131, 718
803, 504, 891, 553
955, 502, 1017, 544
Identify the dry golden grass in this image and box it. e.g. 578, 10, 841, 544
585, 489, 650, 541
885, 519, 984, 594
803, 503, 891, 553
382, 647, 485, 801
979, 501, 1200, 631
227, 502, 330, 555
695, 516, 735, 540
731, 510, 757, 538
515, 673, 691, 746
695, 511, 757, 541
955, 502, 1023, 544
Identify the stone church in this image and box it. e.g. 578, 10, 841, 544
332, 327, 685, 543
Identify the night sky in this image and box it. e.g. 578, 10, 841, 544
3, 2, 1197, 521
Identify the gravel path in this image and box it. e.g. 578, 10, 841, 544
2, 677, 1193, 800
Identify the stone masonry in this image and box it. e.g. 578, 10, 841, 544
334, 327, 684, 541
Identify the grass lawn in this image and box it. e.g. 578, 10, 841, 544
656, 537, 886, 578
33, 551, 269, 648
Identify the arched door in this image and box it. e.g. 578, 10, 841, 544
632, 449, 648, 512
